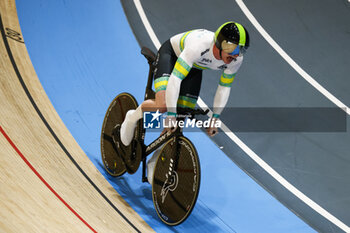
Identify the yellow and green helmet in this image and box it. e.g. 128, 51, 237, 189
214, 21, 250, 56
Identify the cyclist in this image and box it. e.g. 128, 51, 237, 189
120, 21, 250, 147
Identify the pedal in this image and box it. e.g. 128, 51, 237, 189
112, 124, 121, 148
111, 124, 142, 174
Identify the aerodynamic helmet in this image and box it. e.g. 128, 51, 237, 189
214, 21, 250, 56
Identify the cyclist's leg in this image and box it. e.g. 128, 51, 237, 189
177, 68, 203, 110
146, 145, 162, 184
120, 39, 176, 146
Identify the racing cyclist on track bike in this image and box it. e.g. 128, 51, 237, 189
120, 22, 250, 180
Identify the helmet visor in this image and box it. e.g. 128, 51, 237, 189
221, 40, 238, 53
221, 40, 247, 56
228, 45, 247, 56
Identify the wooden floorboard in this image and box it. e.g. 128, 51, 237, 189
0, 1, 154, 232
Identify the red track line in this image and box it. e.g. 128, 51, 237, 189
0, 126, 97, 233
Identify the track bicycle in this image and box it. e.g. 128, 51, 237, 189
101, 47, 207, 225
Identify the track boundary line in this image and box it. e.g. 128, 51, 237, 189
235, 0, 350, 115
0, 126, 97, 233
133, 0, 350, 232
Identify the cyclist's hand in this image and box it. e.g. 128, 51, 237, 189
164, 115, 177, 133
207, 118, 219, 137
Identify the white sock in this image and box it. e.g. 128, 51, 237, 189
120, 105, 143, 146
147, 146, 162, 185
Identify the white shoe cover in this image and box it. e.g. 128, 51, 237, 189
120, 110, 137, 146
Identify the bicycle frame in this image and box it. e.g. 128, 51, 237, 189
143, 46, 156, 101
139, 47, 181, 182
140, 125, 184, 183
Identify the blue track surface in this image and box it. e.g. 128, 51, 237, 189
16, 0, 314, 232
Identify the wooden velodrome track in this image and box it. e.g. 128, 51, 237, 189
0, 1, 154, 232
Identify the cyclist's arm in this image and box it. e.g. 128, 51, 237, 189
212, 72, 236, 119
166, 49, 195, 116
212, 56, 243, 118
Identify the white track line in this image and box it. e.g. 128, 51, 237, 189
235, 0, 350, 115
134, 0, 161, 49
196, 99, 350, 232
133, 0, 350, 231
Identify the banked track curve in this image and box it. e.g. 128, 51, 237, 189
0, 1, 153, 232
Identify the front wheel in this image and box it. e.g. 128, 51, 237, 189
152, 136, 200, 225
